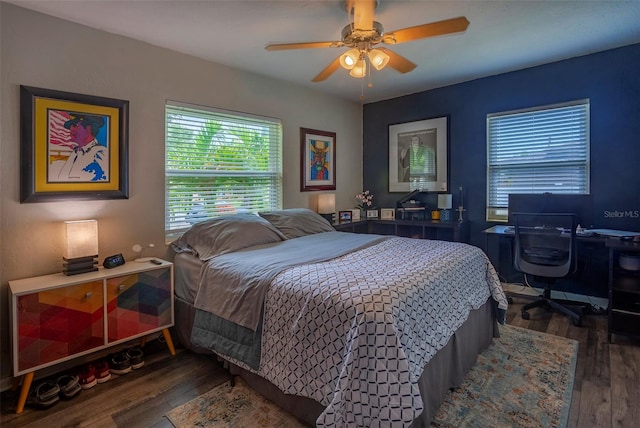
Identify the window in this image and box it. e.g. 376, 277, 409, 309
165, 102, 282, 240
486, 100, 590, 222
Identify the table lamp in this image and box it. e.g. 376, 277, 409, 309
317, 193, 336, 223
63, 219, 99, 275
438, 194, 452, 222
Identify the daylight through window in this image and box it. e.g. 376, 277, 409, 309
486, 100, 590, 222
165, 102, 282, 240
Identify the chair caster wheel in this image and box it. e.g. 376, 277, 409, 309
521, 311, 530, 320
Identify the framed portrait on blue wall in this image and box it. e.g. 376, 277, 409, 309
388, 116, 449, 193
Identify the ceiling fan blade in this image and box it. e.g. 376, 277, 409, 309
312, 56, 342, 82
381, 48, 417, 74
386, 16, 470, 44
266, 41, 341, 51
349, 0, 376, 31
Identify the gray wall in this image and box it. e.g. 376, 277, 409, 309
0, 3, 363, 385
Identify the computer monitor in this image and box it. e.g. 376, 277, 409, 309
507, 193, 594, 227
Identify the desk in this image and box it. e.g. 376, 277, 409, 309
482, 225, 609, 298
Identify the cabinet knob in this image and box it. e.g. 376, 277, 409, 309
85, 292, 92, 299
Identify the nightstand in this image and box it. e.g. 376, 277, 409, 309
8, 259, 175, 413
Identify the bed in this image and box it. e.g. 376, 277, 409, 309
169, 209, 508, 427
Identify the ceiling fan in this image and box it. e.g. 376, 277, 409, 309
265, 0, 469, 82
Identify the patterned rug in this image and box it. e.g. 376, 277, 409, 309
166, 325, 578, 427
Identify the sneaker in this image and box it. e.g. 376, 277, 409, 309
56, 374, 81, 399
26, 381, 60, 409
126, 347, 145, 370
109, 352, 132, 375
94, 360, 111, 383
79, 365, 97, 389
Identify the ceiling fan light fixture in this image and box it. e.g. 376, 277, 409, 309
368, 48, 390, 70
339, 48, 360, 70
349, 58, 367, 78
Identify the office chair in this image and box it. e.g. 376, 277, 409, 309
513, 212, 588, 326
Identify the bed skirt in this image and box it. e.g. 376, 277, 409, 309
174, 296, 497, 427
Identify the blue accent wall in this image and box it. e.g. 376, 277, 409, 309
363, 43, 640, 250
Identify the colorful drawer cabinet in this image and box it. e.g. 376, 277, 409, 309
9, 259, 175, 413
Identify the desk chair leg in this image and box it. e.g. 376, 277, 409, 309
521, 299, 549, 319
547, 300, 582, 326
521, 298, 583, 326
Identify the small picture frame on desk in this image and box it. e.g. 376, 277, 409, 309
338, 210, 352, 222
380, 208, 396, 220
351, 209, 361, 221
366, 209, 379, 219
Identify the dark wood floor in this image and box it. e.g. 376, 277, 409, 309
2, 298, 639, 427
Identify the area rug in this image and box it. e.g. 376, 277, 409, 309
165, 376, 306, 428
166, 325, 578, 427
430, 324, 578, 428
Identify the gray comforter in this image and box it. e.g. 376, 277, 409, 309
193, 231, 387, 330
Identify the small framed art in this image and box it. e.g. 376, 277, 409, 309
366, 209, 379, 219
380, 208, 396, 220
339, 210, 352, 222
351, 209, 361, 221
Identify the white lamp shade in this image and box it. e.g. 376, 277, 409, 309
438, 194, 453, 210
339, 48, 360, 70
349, 58, 367, 78
368, 48, 390, 71
317, 193, 336, 214
63, 220, 98, 259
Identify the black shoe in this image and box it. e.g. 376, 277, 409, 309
109, 352, 132, 375
126, 347, 145, 369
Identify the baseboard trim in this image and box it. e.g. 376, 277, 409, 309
1, 376, 13, 393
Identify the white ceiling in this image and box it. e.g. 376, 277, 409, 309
9, 0, 640, 103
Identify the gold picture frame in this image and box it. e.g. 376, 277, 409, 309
20, 85, 129, 202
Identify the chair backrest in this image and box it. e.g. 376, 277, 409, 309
512, 212, 577, 278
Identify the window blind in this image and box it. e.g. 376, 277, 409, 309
165, 102, 282, 240
486, 100, 590, 222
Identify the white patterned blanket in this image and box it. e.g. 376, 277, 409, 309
220, 236, 507, 427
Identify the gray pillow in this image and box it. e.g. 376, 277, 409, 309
259, 208, 335, 239
171, 213, 286, 260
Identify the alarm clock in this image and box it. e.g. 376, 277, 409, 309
103, 253, 125, 269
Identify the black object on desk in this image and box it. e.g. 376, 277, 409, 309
396, 189, 426, 221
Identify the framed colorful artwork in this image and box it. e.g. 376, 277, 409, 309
338, 210, 352, 222
388, 116, 449, 193
300, 127, 336, 192
20, 85, 129, 203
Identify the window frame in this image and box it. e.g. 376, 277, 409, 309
165, 101, 283, 241
486, 99, 590, 222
